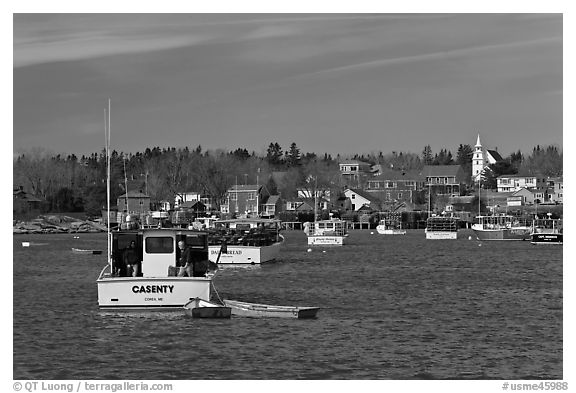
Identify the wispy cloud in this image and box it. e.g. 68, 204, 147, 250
298, 36, 562, 78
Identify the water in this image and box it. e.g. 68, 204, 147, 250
13, 230, 563, 380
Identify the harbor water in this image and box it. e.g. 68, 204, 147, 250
13, 230, 563, 380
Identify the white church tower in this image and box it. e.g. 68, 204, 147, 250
472, 133, 486, 183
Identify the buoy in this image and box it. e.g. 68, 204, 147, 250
21, 242, 30, 247
370, 231, 374, 235
468, 236, 472, 240
307, 248, 312, 252
322, 250, 326, 253
478, 243, 482, 247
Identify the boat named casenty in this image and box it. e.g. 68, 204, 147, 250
97, 226, 215, 310
207, 218, 284, 265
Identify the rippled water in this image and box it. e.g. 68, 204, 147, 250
13, 230, 562, 380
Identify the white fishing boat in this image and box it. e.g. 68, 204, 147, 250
425, 216, 458, 240
376, 218, 406, 235
223, 299, 320, 319
471, 215, 531, 241
207, 218, 284, 265
97, 100, 215, 310
530, 217, 563, 245
304, 218, 348, 246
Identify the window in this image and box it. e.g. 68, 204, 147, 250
145, 237, 174, 254
386, 192, 391, 201
397, 192, 403, 200
351, 194, 355, 199
230, 193, 237, 201
386, 182, 394, 188
247, 192, 255, 200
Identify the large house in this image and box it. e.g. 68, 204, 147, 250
117, 190, 150, 214
13, 186, 45, 218
339, 160, 373, 188
496, 174, 547, 193
365, 168, 425, 205
421, 165, 467, 196
220, 184, 278, 216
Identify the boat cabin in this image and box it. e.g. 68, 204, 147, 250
310, 219, 348, 236
425, 217, 458, 232
111, 228, 209, 277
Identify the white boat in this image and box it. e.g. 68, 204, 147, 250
97, 227, 215, 310
207, 218, 284, 265
304, 218, 348, 246
97, 100, 214, 310
183, 298, 231, 318
471, 215, 531, 241
376, 218, 406, 235
72, 248, 103, 254
425, 216, 458, 240
530, 218, 563, 245
223, 299, 320, 319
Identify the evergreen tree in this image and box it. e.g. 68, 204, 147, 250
285, 142, 301, 167
421, 145, 433, 165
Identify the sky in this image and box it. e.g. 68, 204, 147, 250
12, 11, 564, 159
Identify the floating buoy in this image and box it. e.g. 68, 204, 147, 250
322, 250, 326, 253
73, 236, 80, 239
21, 242, 30, 247
370, 231, 374, 235
468, 236, 472, 240
307, 248, 312, 252
478, 243, 482, 247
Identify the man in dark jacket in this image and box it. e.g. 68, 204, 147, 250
177, 240, 193, 277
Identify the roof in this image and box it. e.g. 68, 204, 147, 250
263, 195, 280, 205
486, 149, 503, 162
339, 160, 372, 166
421, 165, 463, 177
180, 200, 205, 209
118, 191, 149, 198
369, 168, 425, 181
229, 184, 262, 192
345, 188, 382, 204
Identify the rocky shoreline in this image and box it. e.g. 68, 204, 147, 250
13, 215, 107, 234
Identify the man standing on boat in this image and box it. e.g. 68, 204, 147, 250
177, 240, 193, 277
123, 240, 140, 277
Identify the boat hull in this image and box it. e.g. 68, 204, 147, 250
531, 233, 563, 245
425, 231, 458, 240
472, 226, 531, 241
97, 276, 211, 310
208, 240, 283, 265
183, 298, 231, 318
224, 299, 319, 319
307, 235, 346, 246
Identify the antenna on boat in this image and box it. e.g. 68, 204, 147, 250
123, 156, 129, 213
105, 99, 112, 267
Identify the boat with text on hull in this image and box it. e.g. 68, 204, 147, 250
530, 217, 562, 245
471, 215, 531, 241
223, 299, 320, 319
425, 216, 458, 240
97, 226, 215, 310
305, 218, 348, 246
207, 218, 284, 265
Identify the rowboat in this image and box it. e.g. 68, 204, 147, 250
223, 299, 320, 319
72, 248, 103, 254
183, 298, 231, 318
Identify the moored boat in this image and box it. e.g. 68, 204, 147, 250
530, 218, 563, 245
425, 216, 458, 240
471, 215, 531, 241
183, 298, 231, 318
72, 248, 103, 254
97, 227, 215, 310
304, 218, 348, 246
376, 218, 406, 235
223, 299, 320, 319
207, 218, 284, 265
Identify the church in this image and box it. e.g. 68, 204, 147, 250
472, 133, 503, 183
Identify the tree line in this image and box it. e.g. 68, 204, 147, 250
13, 142, 563, 217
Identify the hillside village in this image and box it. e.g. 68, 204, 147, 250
14, 134, 563, 230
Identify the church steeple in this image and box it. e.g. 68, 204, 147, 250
472, 133, 485, 183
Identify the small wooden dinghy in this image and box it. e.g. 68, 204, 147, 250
71, 248, 103, 255
183, 298, 231, 319
224, 299, 319, 319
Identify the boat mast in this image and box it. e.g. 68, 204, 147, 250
105, 99, 111, 266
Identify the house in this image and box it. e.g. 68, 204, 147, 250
339, 160, 373, 188
510, 188, 535, 205
421, 165, 466, 196
179, 200, 206, 214
220, 184, 269, 216
175, 191, 213, 211
261, 195, 282, 218
496, 175, 547, 193
343, 188, 382, 211
546, 177, 563, 204
13, 186, 45, 219
365, 168, 425, 205
117, 190, 151, 214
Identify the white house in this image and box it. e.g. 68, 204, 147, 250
472, 133, 503, 183
343, 188, 380, 211
497, 175, 547, 193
